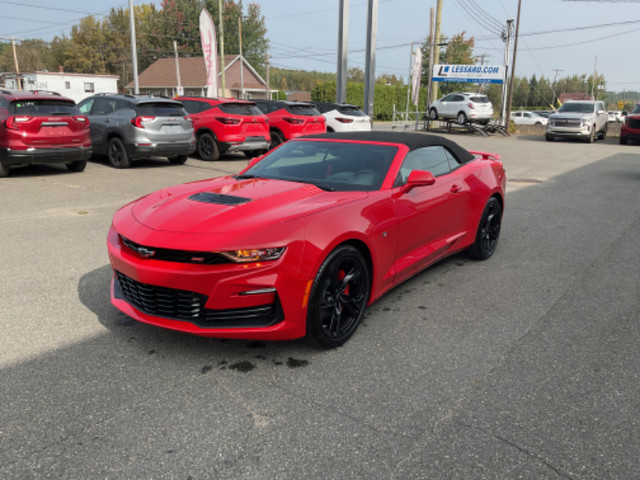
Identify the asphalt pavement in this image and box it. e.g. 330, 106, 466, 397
1, 129, 639, 479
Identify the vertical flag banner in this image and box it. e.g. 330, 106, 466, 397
410, 47, 422, 107
199, 8, 218, 97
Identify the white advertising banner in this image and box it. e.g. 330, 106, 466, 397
432, 64, 505, 84
199, 9, 218, 97
410, 47, 422, 107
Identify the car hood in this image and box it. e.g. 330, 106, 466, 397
128, 176, 367, 234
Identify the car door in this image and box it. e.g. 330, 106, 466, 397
87, 97, 118, 151
393, 146, 471, 281
438, 94, 458, 118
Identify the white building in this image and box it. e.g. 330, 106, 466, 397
3, 70, 119, 103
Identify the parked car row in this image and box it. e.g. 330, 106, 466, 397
1, 89, 376, 177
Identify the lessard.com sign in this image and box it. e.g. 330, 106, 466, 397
433, 64, 505, 84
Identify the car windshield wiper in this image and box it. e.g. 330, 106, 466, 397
236, 174, 260, 179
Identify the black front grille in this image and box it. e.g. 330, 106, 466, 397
121, 236, 228, 265
628, 118, 640, 129
114, 271, 283, 328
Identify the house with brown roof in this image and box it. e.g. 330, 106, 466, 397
126, 55, 276, 99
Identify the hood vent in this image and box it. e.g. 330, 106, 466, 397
188, 192, 252, 205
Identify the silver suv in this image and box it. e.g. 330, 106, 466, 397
78, 94, 195, 168
428, 92, 493, 125
546, 100, 608, 143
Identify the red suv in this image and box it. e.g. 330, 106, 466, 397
252, 100, 326, 148
620, 103, 640, 145
177, 97, 270, 160
0, 90, 91, 177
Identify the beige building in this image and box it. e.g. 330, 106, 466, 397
126, 55, 275, 99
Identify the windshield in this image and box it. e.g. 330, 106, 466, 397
220, 103, 263, 116
240, 140, 398, 191
288, 104, 321, 116
632, 105, 640, 114
558, 103, 595, 114
338, 106, 367, 116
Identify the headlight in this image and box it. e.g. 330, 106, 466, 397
220, 247, 286, 263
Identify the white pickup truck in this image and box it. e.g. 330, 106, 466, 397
546, 100, 608, 143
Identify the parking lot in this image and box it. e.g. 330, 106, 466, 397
2, 130, 639, 479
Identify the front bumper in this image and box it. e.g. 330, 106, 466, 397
107, 226, 310, 340
125, 140, 196, 160
1, 146, 92, 167
546, 125, 592, 138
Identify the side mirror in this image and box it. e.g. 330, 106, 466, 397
400, 170, 436, 194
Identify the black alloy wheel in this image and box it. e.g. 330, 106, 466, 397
107, 137, 131, 168
467, 197, 502, 260
197, 133, 220, 161
306, 245, 370, 349
270, 131, 284, 149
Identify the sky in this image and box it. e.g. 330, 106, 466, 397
1, 0, 639, 93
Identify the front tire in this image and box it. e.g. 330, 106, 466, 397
107, 137, 131, 168
428, 108, 438, 121
306, 245, 370, 349
0, 163, 9, 177
620, 136, 628, 145
599, 123, 607, 140
545, 134, 554, 142
457, 111, 467, 125
586, 127, 595, 143
66, 160, 87, 172
467, 197, 502, 260
197, 133, 220, 161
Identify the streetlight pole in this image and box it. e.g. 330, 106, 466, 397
129, 0, 139, 94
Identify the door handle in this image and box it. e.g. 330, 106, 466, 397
450, 185, 462, 193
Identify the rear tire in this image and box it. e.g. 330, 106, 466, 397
107, 137, 131, 168
197, 133, 220, 161
66, 160, 87, 172
168, 155, 187, 164
467, 197, 502, 260
270, 131, 284, 149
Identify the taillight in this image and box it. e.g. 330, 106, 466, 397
215, 116, 241, 125
336, 117, 354, 124
131, 116, 155, 128
73, 115, 90, 127
467, 102, 475, 110
284, 117, 304, 125
4, 115, 30, 130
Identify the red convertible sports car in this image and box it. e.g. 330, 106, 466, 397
108, 132, 505, 348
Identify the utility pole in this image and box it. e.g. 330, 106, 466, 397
425, 7, 435, 123
552, 68, 562, 107
506, 0, 522, 125
499, 19, 513, 127
11, 37, 21, 90
430, 0, 442, 103
336, 0, 349, 103
129, 0, 139, 94
265, 54, 270, 99
173, 41, 182, 96
219, 0, 225, 97
238, 17, 244, 100
363, 0, 378, 118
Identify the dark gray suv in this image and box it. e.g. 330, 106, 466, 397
78, 94, 195, 168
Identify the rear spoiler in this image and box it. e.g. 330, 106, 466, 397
469, 150, 500, 161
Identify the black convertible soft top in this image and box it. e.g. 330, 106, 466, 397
302, 131, 475, 163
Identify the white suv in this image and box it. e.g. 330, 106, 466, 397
314, 103, 372, 132
546, 100, 608, 143
428, 92, 493, 125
